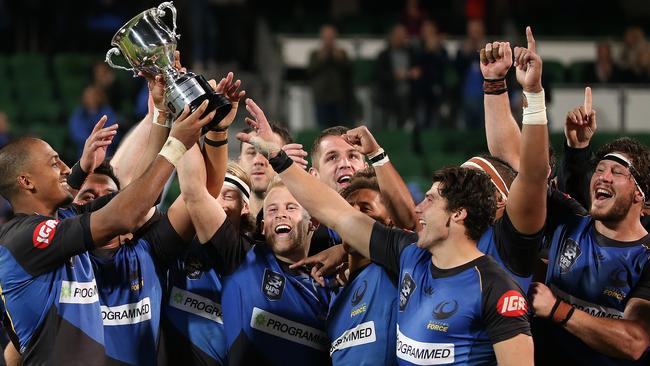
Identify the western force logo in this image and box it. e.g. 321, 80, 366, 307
559, 238, 581, 273
351, 280, 367, 306
101, 298, 152, 326
496, 290, 528, 317
168, 286, 223, 323
32, 219, 59, 249
607, 268, 627, 288
262, 268, 285, 301
399, 273, 416, 312
250, 307, 329, 350
432, 300, 458, 320
330, 321, 376, 355
59, 280, 99, 305
396, 325, 454, 365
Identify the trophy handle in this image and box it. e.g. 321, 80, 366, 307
105, 48, 137, 76
157, 2, 180, 39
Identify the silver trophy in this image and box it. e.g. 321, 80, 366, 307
106, 2, 231, 132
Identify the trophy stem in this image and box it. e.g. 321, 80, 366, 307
162, 68, 180, 83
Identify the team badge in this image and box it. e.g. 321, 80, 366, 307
184, 256, 203, 280
399, 273, 416, 311
433, 300, 458, 320
262, 268, 285, 301
559, 238, 581, 273
351, 280, 368, 306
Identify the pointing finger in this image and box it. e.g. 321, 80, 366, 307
526, 26, 536, 53
584, 86, 592, 115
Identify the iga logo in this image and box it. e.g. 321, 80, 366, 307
497, 290, 528, 317
32, 220, 59, 249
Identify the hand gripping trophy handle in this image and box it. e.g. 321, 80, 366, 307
105, 48, 137, 76
156, 2, 180, 39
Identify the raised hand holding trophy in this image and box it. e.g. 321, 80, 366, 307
106, 2, 231, 132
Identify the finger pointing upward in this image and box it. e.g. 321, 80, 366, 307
584, 86, 592, 115
526, 26, 536, 53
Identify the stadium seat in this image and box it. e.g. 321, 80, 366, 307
567, 61, 594, 84
53, 53, 97, 80
353, 59, 375, 86
543, 60, 566, 84
10, 53, 48, 78
19, 100, 61, 125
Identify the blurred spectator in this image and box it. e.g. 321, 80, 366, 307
0, 111, 10, 148
401, 0, 426, 39
456, 19, 486, 130
307, 25, 353, 128
92, 62, 122, 110
414, 20, 449, 130
583, 42, 622, 84
633, 44, 650, 83
618, 26, 646, 76
68, 85, 118, 158
375, 24, 420, 129
190, 0, 218, 72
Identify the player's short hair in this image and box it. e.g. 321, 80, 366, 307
431, 166, 497, 241
263, 176, 310, 221
238, 122, 293, 152
0, 137, 41, 201
92, 159, 121, 190
596, 137, 650, 198
340, 174, 381, 201
310, 126, 349, 169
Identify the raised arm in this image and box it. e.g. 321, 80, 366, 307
480, 41, 521, 171
505, 27, 549, 235
557, 87, 597, 208
238, 99, 376, 258
343, 126, 418, 230
89, 101, 214, 246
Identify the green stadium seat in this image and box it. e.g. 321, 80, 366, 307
353, 59, 375, 86
339, 16, 375, 35
0, 55, 10, 79
26, 123, 67, 150
19, 100, 61, 125
543, 60, 566, 84
11, 53, 48, 78
53, 53, 97, 80
567, 61, 594, 84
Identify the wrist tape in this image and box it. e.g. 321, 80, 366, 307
522, 89, 547, 125
158, 136, 187, 167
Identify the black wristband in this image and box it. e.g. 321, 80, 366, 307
269, 150, 294, 174
204, 137, 228, 147
369, 151, 387, 164
548, 298, 562, 319
560, 306, 576, 326
68, 161, 89, 190
211, 125, 228, 132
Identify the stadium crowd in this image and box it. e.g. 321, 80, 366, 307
0, 23, 649, 366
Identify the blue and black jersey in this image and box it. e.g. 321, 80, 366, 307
162, 217, 250, 366
91, 213, 185, 366
534, 212, 650, 365
222, 244, 333, 366
327, 263, 398, 366
0, 201, 110, 365
310, 225, 343, 256
370, 223, 531, 365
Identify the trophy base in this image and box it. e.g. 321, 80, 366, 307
166, 73, 232, 134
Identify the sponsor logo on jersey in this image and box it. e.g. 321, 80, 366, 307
101, 297, 152, 326
262, 268, 285, 301
399, 272, 416, 312
607, 268, 627, 288
168, 286, 223, 324
350, 303, 367, 318
329, 321, 376, 355
496, 290, 527, 317
432, 300, 458, 320
32, 219, 59, 249
351, 280, 367, 306
552, 285, 623, 319
129, 269, 143, 292
250, 307, 329, 351
423, 286, 435, 296
559, 238, 581, 273
426, 321, 449, 332
59, 280, 99, 304
184, 256, 203, 280
396, 325, 454, 365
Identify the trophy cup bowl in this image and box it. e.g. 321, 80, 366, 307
105, 1, 231, 133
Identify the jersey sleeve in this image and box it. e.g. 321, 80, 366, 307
557, 143, 594, 209
481, 266, 532, 343
629, 261, 650, 301
369, 222, 418, 277
140, 213, 187, 266
69, 192, 118, 215
493, 211, 543, 277
222, 278, 244, 347
2, 214, 93, 276
201, 217, 251, 276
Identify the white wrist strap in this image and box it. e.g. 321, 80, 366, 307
158, 137, 187, 167
522, 89, 548, 125
152, 107, 172, 128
